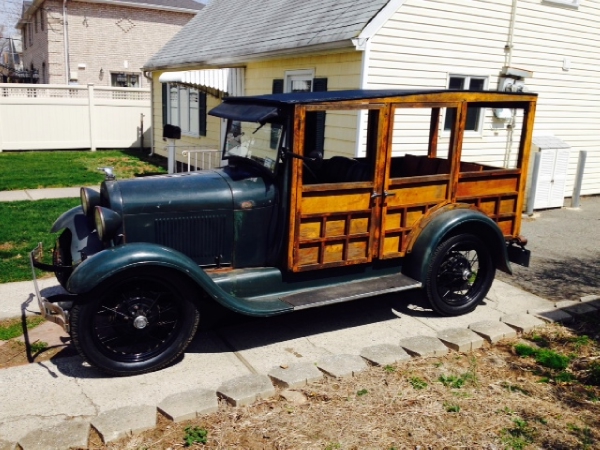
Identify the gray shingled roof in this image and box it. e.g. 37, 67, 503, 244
144, 0, 391, 70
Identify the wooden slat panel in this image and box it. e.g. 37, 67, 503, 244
456, 176, 519, 197
301, 190, 372, 214
387, 183, 448, 206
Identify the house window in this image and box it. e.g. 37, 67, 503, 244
166, 83, 207, 137
111, 72, 139, 87
284, 69, 314, 93
443, 75, 487, 132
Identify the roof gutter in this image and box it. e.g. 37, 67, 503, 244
70, 0, 201, 14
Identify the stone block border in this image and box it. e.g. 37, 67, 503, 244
10, 295, 600, 449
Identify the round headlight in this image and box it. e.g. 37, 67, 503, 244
94, 206, 122, 241
81, 187, 100, 217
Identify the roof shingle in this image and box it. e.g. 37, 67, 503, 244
144, 0, 390, 70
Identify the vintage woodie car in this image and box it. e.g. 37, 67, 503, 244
31, 89, 536, 376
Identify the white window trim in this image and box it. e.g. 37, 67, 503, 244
442, 74, 489, 136
166, 83, 201, 137
284, 69, 315, 93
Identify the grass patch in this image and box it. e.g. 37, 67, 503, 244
0, 198, 80, 283
408, 376, 428, 390
0, 149, 167, 191
0, 316, 45, 340
183, 426, 207, 446
515, 343, 571, 371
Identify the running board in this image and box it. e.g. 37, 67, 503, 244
280, 273, 421, 310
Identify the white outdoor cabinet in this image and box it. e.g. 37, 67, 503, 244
530, 136, 570, 210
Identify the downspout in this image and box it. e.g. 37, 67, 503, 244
63, 0, 70, 84
505, 0, 518, 68
143, 71, 155, 155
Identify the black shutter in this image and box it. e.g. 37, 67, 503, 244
270, 79, 284, 148
304, 78, 328, 155
162, 83, 168, 127
199, 91, 207, 136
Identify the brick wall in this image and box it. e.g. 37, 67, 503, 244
21, 0, 196, 86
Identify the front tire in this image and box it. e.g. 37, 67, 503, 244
425, 233, 495, 316
70, 268, 200, 376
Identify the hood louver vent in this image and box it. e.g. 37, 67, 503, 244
155, 214, 231, 265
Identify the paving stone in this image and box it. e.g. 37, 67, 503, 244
217, 374, 276, 407
18, 419, 89, 450
360, 344, 411, 366
581, 295, 600, 309
316, 354, 368, 378
468, 321, 517, 344
501, 314, 546, 333
530, 308, 574, 324
268, 362, 323, 389
157, 388, 218, 423
91, 405, 156, 443
559, 301, 598, 316
398, 336, 448, 357
0, 439, 16, 450
436, 328, 484, 352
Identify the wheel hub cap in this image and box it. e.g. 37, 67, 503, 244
133, 315, 149, 329
462, 268, 473, 281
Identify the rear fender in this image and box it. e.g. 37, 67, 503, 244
403, 205, 511, 282
51, 206, 102, 264
66, 243, 291, 317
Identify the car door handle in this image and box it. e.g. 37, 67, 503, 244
371, 191, 396, 199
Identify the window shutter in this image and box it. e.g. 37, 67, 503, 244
199, 91, 207, 136
162, 83, 168, 127
270, 79, 284, 148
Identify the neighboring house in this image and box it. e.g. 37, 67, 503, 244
144, 0, 600, 199
16, 0, 203, 86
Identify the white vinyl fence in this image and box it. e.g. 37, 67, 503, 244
0, 83, 151, 151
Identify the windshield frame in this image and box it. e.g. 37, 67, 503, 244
222, 118, 285, 176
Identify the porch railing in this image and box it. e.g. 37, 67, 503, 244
163, 146, 222, 173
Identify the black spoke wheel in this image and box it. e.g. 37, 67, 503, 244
425, 233, 495, 316
70, 268, 199, 376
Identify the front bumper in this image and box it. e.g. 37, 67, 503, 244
30, 243, 74, 333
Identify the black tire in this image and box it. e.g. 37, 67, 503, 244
53, 230, 73, 289
425, 233, 495, 316
70, 268, 200, 376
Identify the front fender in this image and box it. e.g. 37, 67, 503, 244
403, 207, 511, 283
51, 206, 103, 264
66, 243, 291, 317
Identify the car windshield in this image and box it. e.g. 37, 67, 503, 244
224, 120, 283, 174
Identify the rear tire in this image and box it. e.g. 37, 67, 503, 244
425, 233, 495, 316
70, 268, 200, 376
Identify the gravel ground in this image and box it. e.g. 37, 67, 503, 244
498, 195, 600, 301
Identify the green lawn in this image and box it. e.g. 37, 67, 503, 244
0, 198, 80, 283
0, 149, 167, 191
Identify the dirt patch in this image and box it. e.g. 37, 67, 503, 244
79, 317, 600, 449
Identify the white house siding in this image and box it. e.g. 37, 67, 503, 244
367, 0, 600, 196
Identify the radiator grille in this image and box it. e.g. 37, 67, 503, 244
154, 214, 228, 263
